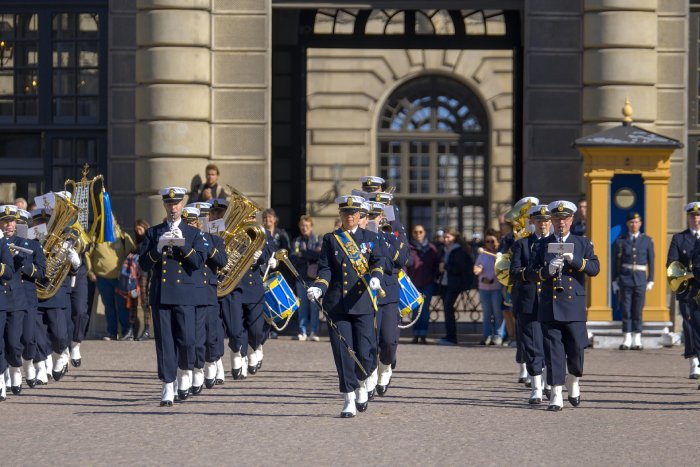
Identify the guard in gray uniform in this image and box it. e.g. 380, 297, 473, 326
612, 212, 654, 351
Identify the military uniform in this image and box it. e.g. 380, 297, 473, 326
14, 231, 46, 388
667, 205, 700, 377
2, 212, 46, 394
369, 200, 409, 396
137, 187, 208, 404
183, 204, 228, 392
312, 196, 385, 418
0, 236, 15, 400
526, 200, 600, 411
613, 219, 654, 346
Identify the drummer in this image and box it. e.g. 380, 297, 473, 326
367, 197, 409, 397
307, 195, 385, 418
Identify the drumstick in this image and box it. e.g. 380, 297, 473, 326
274, 249, 368, 377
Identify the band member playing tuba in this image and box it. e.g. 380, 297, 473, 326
137, 187, 208, 406
526, 200, 599, 411
307, 195, 385, 418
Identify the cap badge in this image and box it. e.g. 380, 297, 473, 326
558, 202, 564, 212
183, 211, 189, 218
540, 206, 546, 215
348, 198, 353, 207
694, 204, 699, 212
376, 194, 381, 202
4, 206, 9, 216
169, 188, 175, 198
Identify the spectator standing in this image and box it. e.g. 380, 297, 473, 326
474, 228, 505, 345
437, 228, 474, 346
133, 219, 153, 340
14, 198, 27, 210
193, 164, 226, 202
86, 219, 136, 340
407, 224, 440, 344
290, 215, 322, 341
263, 208, 291, 253
571, 198, 587, 236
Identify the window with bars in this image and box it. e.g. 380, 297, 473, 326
0, 13, 39, 123
0, 4, 106, 196
377, 75, 488, 239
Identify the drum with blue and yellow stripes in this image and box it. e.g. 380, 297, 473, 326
263, 271, 300, 328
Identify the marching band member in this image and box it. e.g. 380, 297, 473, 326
612, 212, 654, 351
0, 215, 15, 401
526, 200, 599, 411
308, 195, 385, 418
35, 193, 81, 383
369, 197, 409, 397
28, 208, 53, 385
0, 205, 45, 395
137, 187, 208, 406
667, 202, 700, 378
360, 176, 409, 246
15, 209, 46, 388
182, 203, 227, 392
213, 198, 272, 379
510, 203, 551, 404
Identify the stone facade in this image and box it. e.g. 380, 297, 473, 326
100, 0, 690, 237
305, 48, 513, 233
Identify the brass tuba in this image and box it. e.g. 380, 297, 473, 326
215, 186, 267, 298
36, 193, 82, 300
667, 261, 694, 295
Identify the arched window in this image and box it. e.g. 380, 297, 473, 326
378, 76, 488, 238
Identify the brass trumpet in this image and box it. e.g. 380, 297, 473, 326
477, 247, 510, 286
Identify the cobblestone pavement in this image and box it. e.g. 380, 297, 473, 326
1, 338, 698, 466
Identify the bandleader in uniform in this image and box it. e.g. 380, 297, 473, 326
137, 187, 208, 406
307, 195, 385, 418
527, 200, 599, 411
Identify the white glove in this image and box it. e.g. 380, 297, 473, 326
130, 289, 139, 299
267, 256, 278, 270
548, 258, 564, 276
307, 287, 322, 300
253, 250, 262, 262
612, 281, 619, 294
171, 227, 182, 239
562, 252, 574, 263
646, 281, 654, 291
0, 230, 3, 239
68, 248, 81, 269
369, 277, 381, 291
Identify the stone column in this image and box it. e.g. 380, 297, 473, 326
135, 0, 211, 223
583, 0, 658, 134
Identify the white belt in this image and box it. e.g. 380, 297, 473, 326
622, 263, 647, 272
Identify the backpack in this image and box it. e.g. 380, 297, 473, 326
117, 253, 139, 307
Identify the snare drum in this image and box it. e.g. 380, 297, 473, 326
398, 270, 424, 317
263, 272, 300, 327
